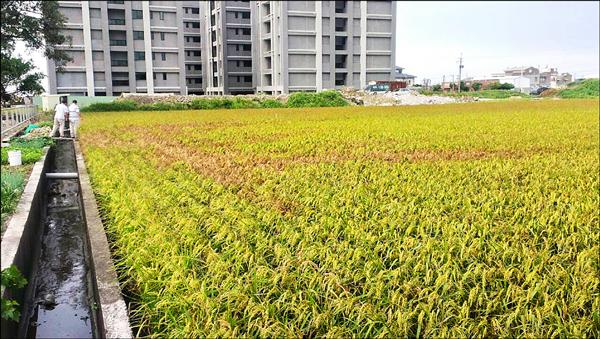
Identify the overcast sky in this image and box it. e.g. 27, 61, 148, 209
16, 1, 600, 91
396, 1, 600, 83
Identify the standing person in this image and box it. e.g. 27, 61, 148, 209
50, 99, 68, 138
68, 100, 81, 139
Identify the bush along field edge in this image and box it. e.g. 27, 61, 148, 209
81, 90, 349, 112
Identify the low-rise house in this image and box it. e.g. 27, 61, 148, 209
539, 68, 573, 88
395, 66, 417, 86
503, 66, 540, 88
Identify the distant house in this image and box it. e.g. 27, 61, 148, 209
539, 68, 573, 88
503, 66, 540, 89
395, 66, 416, 86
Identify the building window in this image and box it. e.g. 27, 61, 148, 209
186, 51, 190, 56
134, 51, 145, 60
242, 44, 251, 51
151, 32, 154, 40
194, 64, 201, 70
193, 51, 201, 56
191, 22, 200, 28
161, 52, 166, 61
162, 73, 167, 81
192, 36, 200, 43
191, 7, 200, 14
159, 11, 165, 20
242, 12, 250, 19
135, 72, 146, 80
243, 60, 251, 67
160, 32, 165, 40
132, 10, 143, 19
195, 78, 201, 84
153, 73, 156, 80
244, 76, 252, 82
242, 28, 250, 35
152, 52, 155, 60
133, 31, 144, 40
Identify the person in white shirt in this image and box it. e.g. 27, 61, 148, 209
50, 99, 69, 138
68, 100, 81, 139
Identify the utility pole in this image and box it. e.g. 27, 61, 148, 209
442, 75, 446, 92
458, 53, 464, 93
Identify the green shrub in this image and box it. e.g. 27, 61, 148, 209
232, 98, 260, 109
81, 92, 347, 112
260, 99, 285, 108
81, 100, 139, 112
287, 90, 348, 108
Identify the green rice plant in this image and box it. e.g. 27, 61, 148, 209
80, 100, 599, 337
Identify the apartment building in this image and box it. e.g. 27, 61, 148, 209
49, 1, 396, 96
48, 0, 204, 96
251, 1, 396, 94
202, 1, 254, 95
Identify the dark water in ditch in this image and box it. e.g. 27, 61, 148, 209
26, 140, 94, 338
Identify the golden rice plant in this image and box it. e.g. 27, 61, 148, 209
80, 100, 599, 337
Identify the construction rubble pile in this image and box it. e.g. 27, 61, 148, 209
339, 88, 478, 106
119, 89, 478, 107
20, 126, 52, 139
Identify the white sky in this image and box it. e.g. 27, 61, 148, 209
396, 1, 600, 83
15, 1, 600, 92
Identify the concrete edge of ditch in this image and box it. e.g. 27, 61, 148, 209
1, 146, 50, 337
74, 141, 133, 339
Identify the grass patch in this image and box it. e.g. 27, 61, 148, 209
557, 79, 599, 98
432, 90, 530, 99
1, 171, 24, 227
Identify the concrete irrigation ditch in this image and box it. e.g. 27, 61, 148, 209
1, 139, 131, 338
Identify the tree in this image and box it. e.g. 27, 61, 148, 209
472, 82, 482, 91
432, 84, 442, 92
498, 83, 515, 90
489, 82, 515, 90
1, 1, 71, 104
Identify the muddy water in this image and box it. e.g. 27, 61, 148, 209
26, 140, 94, 338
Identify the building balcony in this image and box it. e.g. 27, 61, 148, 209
108, 18, 126, 25
111, 59, 128, 67
109, 39, 127, 46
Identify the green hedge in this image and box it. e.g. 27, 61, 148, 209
81, 92, 348, 112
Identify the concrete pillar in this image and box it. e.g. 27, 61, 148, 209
81, 1, 95, 96
142, 1, 154, 94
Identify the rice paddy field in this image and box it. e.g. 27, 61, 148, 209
80, 99, 599, 337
